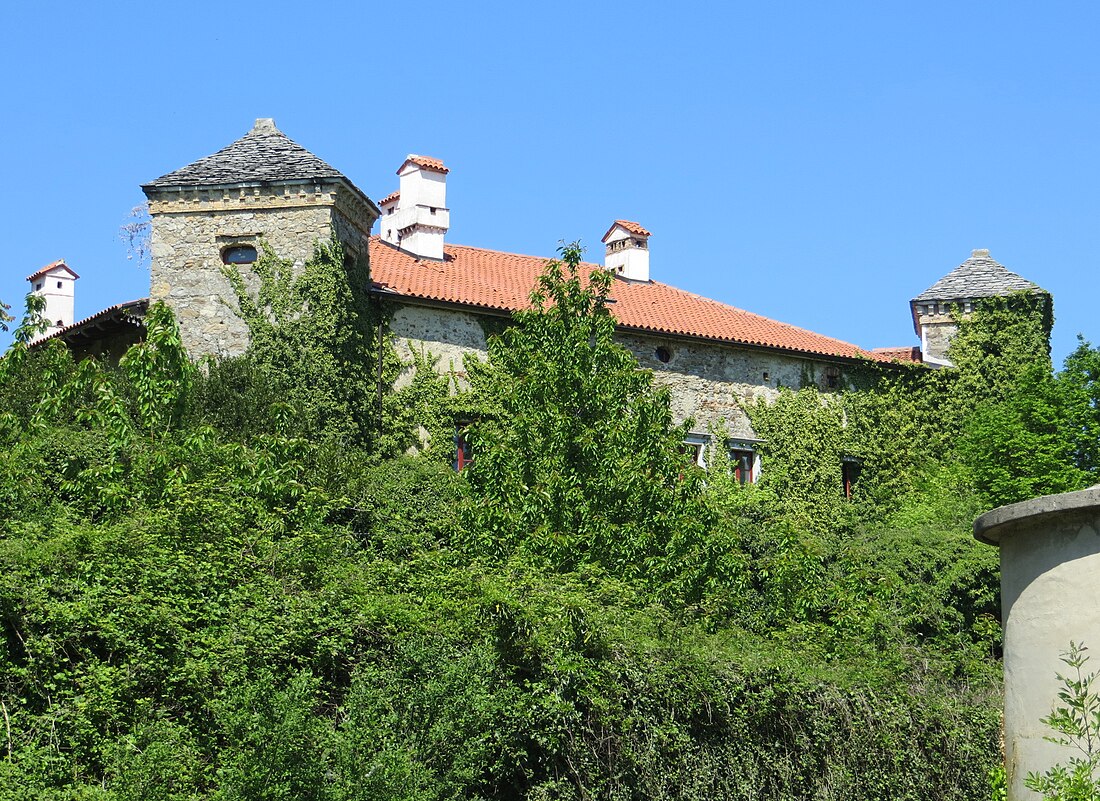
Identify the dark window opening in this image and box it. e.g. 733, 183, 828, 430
56, 281, 63, 289
656, 346, 672, 363
731, 449, 754, 484
221, 244, 258, 265
680, 440, 704, 467
842, 458, 861, 499
453, 426, 474, 472
35, 282, 43, 291
55, 320, 64, 327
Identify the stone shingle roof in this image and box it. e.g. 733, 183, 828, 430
913, 249, 1044, 302
143, 119, 347, 189
370, 238, 896, 363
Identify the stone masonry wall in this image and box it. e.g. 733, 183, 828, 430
146, 183, 375, 358
388, 303, 851, 442
389, 305, 490, 388
619, 332, 846, 440
919, 313, 958, 366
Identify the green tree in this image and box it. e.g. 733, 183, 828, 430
461, 242, 706, 576
948, 294, 1091, 508
960, 360, 1089, 508
1054, 337, 1100, 479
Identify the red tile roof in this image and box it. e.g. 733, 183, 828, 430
32, 299, 148, 346
379, 191, 400, 206
369, 238, 893, 362
399, 155, 449, 174
26, 259, 79, 282
603, 220, 651, 240
871, 346, 923, 363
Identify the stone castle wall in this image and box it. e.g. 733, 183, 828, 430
146, 182, 374, 358
619, 331, 845, 440
389, 305, 490, 385
918, 313, 958, 366
387, 304, 851, 442
144, 178, 853, 446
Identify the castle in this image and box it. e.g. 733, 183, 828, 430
28, 119, 1049, 478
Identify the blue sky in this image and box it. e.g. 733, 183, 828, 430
3, 1, 1098, 365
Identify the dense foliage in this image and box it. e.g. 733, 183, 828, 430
460, 245, 707, 581
0, 240, 1090, 799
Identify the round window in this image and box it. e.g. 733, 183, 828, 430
221, 245, 258, 265
655, 346, 672, 363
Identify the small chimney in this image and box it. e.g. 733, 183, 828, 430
26, 260, 79, 338
379, 155, 450, 260
602, 220, 651, 281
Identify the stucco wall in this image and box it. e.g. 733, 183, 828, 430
975, 488, 1100, 800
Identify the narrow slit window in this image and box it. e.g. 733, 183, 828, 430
842, 458, 861, 499
453, 426, 474, 472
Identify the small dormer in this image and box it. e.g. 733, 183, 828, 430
602, 220, 651, 282
26, 260, 79, 338
379, 155, 450, 260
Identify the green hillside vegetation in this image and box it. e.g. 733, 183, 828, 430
1, 242, 1098, 799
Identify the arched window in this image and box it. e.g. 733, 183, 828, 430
221, 245, 258, 265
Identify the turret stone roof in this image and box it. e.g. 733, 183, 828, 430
913, 249, 1044, 302
143, 119, 347, 189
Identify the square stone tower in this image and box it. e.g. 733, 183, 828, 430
141, 119, 379, 357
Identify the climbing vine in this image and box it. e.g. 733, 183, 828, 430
220, 238, 381, 445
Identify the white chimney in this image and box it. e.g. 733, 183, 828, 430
27, 260, 78, 338
602, 220, 651, 282
379, 155, 449, 260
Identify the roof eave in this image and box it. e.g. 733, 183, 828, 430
369, 287, 900, 367
142, 176, 380, 219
